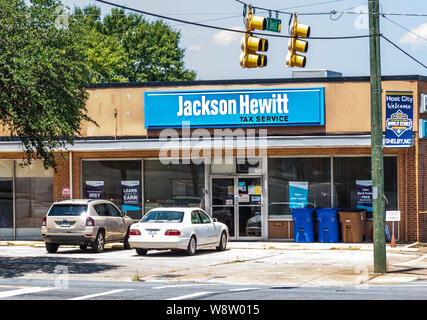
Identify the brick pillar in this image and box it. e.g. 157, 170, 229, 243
53, 152, 70, 201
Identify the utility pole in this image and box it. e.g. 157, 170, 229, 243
369, 0, 386, 273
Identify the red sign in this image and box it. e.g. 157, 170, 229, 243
62, 188, 71, 197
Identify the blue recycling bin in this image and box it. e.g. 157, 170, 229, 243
292, 208, 316, 243
316, 208, 339, 243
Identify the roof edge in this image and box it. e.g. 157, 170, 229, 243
88, 74, 427, 89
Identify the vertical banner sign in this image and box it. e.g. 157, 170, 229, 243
86, 181, 104, 199
385, 91, 413, 147
289, 181, 308, 208
356, 180, 372, 212
121, 181, 140, 211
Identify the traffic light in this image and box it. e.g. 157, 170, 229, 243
240, 33, 268, 68
286, 14, 310, 68
240, 5, 269, 68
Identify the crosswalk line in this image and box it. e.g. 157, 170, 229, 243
166, 291, 212, 300
69, 289, 130, 300
0, 287, 56, 299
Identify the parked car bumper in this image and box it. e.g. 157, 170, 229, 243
43, 232, 96, 245
129, 237, 190, 250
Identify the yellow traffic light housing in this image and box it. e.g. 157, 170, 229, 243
286, 14, 310, 68
245, 14, 267, 31
240, 5, 269, 69
240, 33, 268, 68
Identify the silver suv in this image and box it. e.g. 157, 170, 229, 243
42, 199, 135, 253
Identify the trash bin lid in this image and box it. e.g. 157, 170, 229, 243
337, 208, 366, 213
316, 208, 338, 219
291, 208, 315, 218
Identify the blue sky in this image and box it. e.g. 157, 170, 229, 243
60, 0, 426, 80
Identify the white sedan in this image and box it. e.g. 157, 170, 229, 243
128, 207, 229, 256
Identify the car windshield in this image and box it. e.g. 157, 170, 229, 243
141, 211, 184, 223
48, 205, 88, 216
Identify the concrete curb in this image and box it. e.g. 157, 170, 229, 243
0, 240, 420, 252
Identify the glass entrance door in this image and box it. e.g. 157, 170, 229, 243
211, 177, 262, 239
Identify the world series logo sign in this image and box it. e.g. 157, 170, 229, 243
384, 91, 413, 148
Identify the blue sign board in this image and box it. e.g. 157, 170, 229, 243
289, 181, 308, 209
384, 91, 413, 148
356, 180, 372, 212
144, 87, 325, 129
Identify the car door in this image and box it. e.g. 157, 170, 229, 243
198, 210, 218, 245
93, 203, 114, 241
105, 203, 125, 240
191, 210, 207, 245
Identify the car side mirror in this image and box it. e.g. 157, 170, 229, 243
121, 210, 127, 217
212, 218, 217, 222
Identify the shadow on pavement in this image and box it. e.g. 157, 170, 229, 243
0, 256, 121, 278
132, 248, 228, 258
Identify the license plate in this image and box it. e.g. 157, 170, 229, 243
146, 229, 159, 236
61, 220, 70, 227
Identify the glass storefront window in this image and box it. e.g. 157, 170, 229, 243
0, 161, 13, 239
333, 156, 397, 218
15, 160, 53, 239
144, 161, 205, 214
268, 158, 331, 219
82, 160, 142, 220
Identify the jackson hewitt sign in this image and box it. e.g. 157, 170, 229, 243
144, 87, 325, 129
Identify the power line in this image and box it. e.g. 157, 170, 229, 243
93, 0, 425, 69
234, 0, 427, 17
381, 15, 427, 43
94, 0, 374, 40
380, 34, 427, 69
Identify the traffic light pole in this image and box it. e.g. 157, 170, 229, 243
368, 0, 387, 273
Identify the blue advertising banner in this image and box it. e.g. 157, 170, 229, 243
356, 180, 372, 212
144, 87, 325, 128
289, 181, 308, 208
86, 181, 104, 199
384, 91, 413, 148
121, 180, 140, 212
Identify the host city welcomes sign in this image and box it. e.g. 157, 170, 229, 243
144, 88, 325, 129
384, 91, 413, 148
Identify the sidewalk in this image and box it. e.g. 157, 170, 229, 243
0, 239, 421, 252
0, 240, 425, 286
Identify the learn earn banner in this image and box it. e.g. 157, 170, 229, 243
384, 91, 413, 148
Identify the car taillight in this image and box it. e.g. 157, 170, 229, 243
86, 217, 95, 226
165, 229, 181, 236
42, 217, 46, 227
129, 229, 141, 236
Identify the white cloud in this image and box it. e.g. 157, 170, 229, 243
399, 23, 427, 48
213, 26, 244, 46
187, 44, 201, 51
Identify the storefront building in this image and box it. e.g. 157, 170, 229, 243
0, 74, 426, 242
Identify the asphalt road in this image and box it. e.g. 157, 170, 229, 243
2, 278, 427, 300
1, 242, 427, 305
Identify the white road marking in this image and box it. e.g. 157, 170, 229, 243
166, 291, 212, 300
0, 287, 56, 299
393, 256, 425, 267
153, 284, 221, 290
228, 287, 258, 292
69, 289, 130, 300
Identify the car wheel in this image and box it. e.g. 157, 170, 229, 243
216, 231, 227, 251
92, 231, 105, 253
123, 228, 131, 250
45, 242, 59, 253
186, 236, 197, 256
136, 248, 148, 256
80, 244, 88, 251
